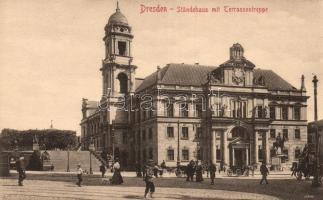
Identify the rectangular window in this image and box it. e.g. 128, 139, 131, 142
148, 128, 153, 140
196, 104, 203, 118
216, 149, 221, 162
270, 106, 276, 119
283, 129, 288, 140
165, 102, 174, 117
294, 107, 301, 120
282, 106, 288, 120
167, 127, 174, 138
167, 149, 174, 161
196, 127, 202, 139
257, 106, 263, 118
182, 127, 189, 139
295, 129, 301, 139
182, 149, 189, 161
270, 129, 276, 139
118, 41, 126, 56
180, 103, 189, 117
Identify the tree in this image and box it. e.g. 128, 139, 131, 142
0, 129, 78, 150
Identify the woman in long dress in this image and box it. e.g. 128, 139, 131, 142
110, 159, 123, 184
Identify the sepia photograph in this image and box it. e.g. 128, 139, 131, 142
0, 0, 322, 199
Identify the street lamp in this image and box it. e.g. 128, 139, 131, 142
177, 120, 180, 168
312, 75, 321, 187
112, 120, 115, 162
89, 137, 95, 175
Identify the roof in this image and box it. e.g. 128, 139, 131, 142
135, 63, 214, 91
309, 119, 323, 127
108, 3, 128, 26
135, 63, 298, 92
253, 69, 297, 91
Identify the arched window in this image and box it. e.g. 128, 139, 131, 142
117, 73, 128, 93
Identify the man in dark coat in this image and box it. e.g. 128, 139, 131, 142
186, 160, 195, 181
16, 157, 26, 186
209, 160, 217, 185
260, 162, 269, 184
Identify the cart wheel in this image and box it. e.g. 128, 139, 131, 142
236, 169, 242, 176
227, 169, 233, 177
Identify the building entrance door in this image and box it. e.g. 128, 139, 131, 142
234, 149, 244, 168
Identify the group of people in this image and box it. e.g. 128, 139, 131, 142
186, 160, 217, 184
76, 158, 123, 187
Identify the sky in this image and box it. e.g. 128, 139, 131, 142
0, 0, 322, 135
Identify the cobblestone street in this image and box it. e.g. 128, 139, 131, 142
1, 173, 322, 200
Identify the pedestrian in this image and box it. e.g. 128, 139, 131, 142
209, 160, 216, 185
135, 162, 142, 177
160, 160, 166, 177
186, 160, 194, 181
260, 162, 269, 185
144, 160, 155, 199
195, 160, 203, 182
110, 158, 123, 184
76, 164, 83, 187
16, 156, 26, 186
100, 164, 106, 178
291, 162, 297, 177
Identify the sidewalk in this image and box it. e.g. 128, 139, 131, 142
8, 169, 293, 179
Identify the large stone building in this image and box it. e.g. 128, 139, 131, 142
80, 4, 308, 169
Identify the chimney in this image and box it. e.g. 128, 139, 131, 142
301, 74, 306, 91
156, 66, 161, 83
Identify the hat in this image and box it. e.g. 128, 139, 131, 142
19, 157, 24, 160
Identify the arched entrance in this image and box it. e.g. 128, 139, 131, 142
229, 126, 250, 168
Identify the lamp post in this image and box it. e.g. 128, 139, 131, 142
67, 145, 70, 172
112, 120, 115, 162
312, 75, 321, 187
177, 120, 180, 168
89, 137, 95, 175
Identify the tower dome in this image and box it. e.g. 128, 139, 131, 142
108, 2, 128, 25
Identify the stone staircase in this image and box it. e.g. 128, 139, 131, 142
46, 151, 102, 172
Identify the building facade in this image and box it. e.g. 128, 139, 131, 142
80, 4, 308, 169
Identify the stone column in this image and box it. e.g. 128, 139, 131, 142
264, 130, 270, 164
246, 148, 249, 166
254, 130, 259, 164
211, 130, 216, 163
232, 148, 235, 166
222, 130, 229, 165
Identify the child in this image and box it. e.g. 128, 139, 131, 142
144, 160, 155, 199
76, 164, 83, 187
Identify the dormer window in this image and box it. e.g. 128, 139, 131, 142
118, 41, 126, 56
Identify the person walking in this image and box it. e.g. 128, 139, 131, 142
209, 160, 216, 185
16, 156, 26, 186
76, 164, 83, 187
100, 164, 106, 178
144, 160, 155, 199
291, 162, 298, 177
260, 162, 269, 184
110, 158, 123, 184
186, 160, 194, 181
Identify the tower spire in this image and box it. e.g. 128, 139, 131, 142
116, 1, 120, 12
